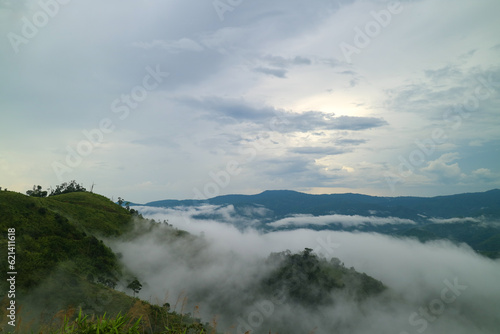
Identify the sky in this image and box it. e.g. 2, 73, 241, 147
1, 0, 500, 203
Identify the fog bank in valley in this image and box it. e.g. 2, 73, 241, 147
107, 206, 500, 334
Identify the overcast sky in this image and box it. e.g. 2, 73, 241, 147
1, 0, 499, 203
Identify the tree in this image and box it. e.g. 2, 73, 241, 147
127, 278, 142, 297
49, 180, 86, 196
97, 276, 117, 289
26, 185, 48, 197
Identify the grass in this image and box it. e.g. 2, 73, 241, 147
1, 302, 214, 334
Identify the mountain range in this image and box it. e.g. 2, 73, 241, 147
132, 189, 500, 258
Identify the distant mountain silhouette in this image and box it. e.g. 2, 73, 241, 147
140, 189, 500, 221
134, 189, 500, 258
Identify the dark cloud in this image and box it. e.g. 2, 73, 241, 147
258, 156, 313, 176
254, 66, 288, 78
178, 97, 387, 132
260, 55, 312, 68
325, 115, 387, 130
335, 138, 367, 145
275, 112, 387, 132
424, 65, 463, 81
292, 56, 312, 65
385, 66, 500, 117
320, 58, 344, 68
491, 43, 500, 51
289, 146, 348, 155
178, 97, 273, 122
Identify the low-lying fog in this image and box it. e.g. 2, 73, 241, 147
107, 206, 500, 334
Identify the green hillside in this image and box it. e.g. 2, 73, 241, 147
0, 191, 125, 292
0, 190, 212, 333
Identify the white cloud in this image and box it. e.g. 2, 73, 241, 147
428, 217, 482, 224
268, 213, 416, 228
472, 168, 496, 181
421, 153, 465, 183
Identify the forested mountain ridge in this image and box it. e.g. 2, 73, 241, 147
140, 189, 500, 221
134, 189, 500, 258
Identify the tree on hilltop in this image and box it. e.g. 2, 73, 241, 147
26, 185, 48, 197
49, 180, 86, 196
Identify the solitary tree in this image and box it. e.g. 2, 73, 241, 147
127, 278, 142, 297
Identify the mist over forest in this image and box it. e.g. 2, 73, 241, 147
1, 184, 499, 333
106, 203, 500, 334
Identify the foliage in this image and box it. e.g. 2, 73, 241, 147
57, 309, 142, 334
49, 180, 87, 197
43, 191, 134, 236
127, 279, 143, 297
262, 248, 386, 305
2, 302, 213, 334
26, 185, 48, 197
0, 191, 123, 293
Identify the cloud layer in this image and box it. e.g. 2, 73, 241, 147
108, 207, 500, 334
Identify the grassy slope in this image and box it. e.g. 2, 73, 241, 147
42, 192, 134, 237
0, 191, 124, 292
0, 191, 211, 333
